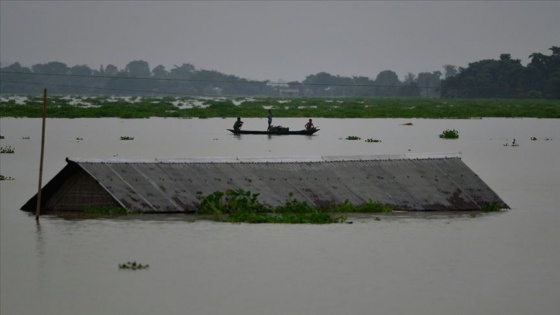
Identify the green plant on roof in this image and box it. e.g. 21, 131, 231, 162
192, 190, 392, 224
439, 129, 459, 139
0, 146, 15, 154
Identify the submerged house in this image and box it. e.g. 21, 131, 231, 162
21, 154, 508, 213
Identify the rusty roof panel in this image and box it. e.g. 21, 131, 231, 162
22, 155, 509, 213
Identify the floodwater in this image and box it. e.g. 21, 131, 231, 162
1, 117, 559, 315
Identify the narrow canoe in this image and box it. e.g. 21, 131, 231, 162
227, 129, 319, 135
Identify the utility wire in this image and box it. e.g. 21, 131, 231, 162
0, 71, 440, 89
0, 79, 231, 97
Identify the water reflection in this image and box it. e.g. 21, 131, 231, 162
1, 118, 559, 315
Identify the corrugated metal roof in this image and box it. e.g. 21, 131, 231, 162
21, 154, 509, 213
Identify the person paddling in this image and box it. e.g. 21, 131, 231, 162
233, 117, 244, 131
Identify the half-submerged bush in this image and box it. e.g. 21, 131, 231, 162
439, 129, 459, 139
193, 190, 392, 224
481, 202, 502, 212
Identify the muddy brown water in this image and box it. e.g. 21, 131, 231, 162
1, 117, 559, 315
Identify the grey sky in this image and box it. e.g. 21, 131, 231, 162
1, 1, 559, 82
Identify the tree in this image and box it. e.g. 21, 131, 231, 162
417, 71, 441, 97
400, 73, 420, 97
124, 60, 150, 77
104, 64, 119, 76
31, 61, 69, 75
152, 65, 168, 78
443, 65, 458, 79
374, 70, 400, 96
0, 62, 35, 94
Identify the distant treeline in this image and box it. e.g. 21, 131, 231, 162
0, 46, 558, 99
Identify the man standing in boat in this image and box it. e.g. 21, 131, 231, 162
233, 117, 244, 131
267, 110, 273, 130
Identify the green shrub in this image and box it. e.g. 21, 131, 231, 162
481, 202, 501, 212
439, 129, 459, 139
193, 190, 392, 224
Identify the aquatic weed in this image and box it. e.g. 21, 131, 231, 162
345, 135, 361, 140
439, 129, 459, 139
0, 146, 15, 154
119, 261, 149, 270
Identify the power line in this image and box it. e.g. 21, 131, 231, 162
0, 79, 231, 97
0, 70, 441, 89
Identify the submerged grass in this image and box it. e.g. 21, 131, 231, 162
83, 206, 131, 216
1, 96, 559, 118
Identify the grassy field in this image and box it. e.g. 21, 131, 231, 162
1, 95, 559, 118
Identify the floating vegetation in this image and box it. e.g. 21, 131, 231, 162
481, 202, 502, 212
76, 137, 83, 141
0, 146, 15, 154
193, 189, 392, 224
345, 136, 361, 140
365, 138, 382, 143
0, 135, 4, 139
0, 175, 15, 181
503, 139, 519, 147
439, 129, 459, 139
119, 261, 149, 270
1, 96, 559, 119
531, 136, 553, 141
120, 136, 134, 140
21, 136, 30, 139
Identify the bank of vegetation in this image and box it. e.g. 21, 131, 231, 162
1, 96, 558, 119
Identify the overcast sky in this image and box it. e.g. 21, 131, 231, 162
1, 1, 558, 82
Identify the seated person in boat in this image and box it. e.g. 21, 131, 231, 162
305, 119, 315, 130
233, 117, 244, 131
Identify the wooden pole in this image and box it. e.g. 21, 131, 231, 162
36, 89, 47, 221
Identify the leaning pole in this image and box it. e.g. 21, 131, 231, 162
36, 89, 47, 221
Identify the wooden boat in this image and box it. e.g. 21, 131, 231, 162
227, 128, 319, 135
